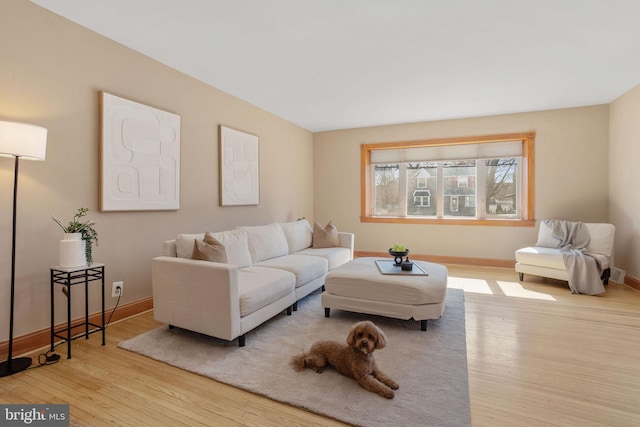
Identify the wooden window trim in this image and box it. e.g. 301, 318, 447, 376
360, 131, 536, 226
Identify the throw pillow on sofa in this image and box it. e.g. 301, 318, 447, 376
313, 220, 340, 248
192, 232, 228, 263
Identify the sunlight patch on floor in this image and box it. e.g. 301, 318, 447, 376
449, 276, 493, 294
449, 275, 557, 301
496, 281, 557, 300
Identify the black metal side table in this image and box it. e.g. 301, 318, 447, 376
50, 263, 105, 359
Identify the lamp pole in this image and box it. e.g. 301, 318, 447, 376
0, 120, 46, 377
8, 155, 20, 372
0, 156, 32, 376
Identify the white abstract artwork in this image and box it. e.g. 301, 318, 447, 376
219, 125, 259, 206
100, 92, 180, 211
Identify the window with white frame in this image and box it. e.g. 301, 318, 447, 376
362, 132, 535, 225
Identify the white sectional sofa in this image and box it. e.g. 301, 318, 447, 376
152, 220, 353, 346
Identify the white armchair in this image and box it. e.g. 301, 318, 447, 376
515, 221, 615, 287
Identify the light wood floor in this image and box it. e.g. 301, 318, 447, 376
2, 265, 639, 426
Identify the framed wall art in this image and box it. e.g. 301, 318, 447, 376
100, 92, 181, 211
219, 125, 260, 206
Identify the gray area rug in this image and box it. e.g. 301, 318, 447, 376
119, 288, 470, 427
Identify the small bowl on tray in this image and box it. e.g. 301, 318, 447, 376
388, 248, 409, 266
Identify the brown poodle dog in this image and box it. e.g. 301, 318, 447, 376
290, 320, 399, 399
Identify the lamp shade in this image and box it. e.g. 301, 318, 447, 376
0, 120, 47, 160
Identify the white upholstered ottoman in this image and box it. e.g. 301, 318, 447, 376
321, 257, 448, 331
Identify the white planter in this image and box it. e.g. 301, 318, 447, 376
59, 233, 86, 268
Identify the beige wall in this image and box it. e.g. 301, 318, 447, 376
609, 83, 640, 279
313, 105, 610, 261
0, 1, 313, 341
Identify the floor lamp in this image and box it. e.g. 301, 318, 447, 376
0, 120, 47, 377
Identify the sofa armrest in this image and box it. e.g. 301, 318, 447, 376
151, 256, 241, 341
338, 232, 355, 260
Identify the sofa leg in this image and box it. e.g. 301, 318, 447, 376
420, 320, 427, 331
321, 285, 325, 292
518, 272, 524, 281
324, 308, 330, 317
238, 335, 245, 347
292, 302, 298, 311
286, 306, 292, 315
602, 268, 611, 285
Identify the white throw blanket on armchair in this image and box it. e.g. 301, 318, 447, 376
546, 219, 605, 295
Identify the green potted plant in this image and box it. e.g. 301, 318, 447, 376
52, 207, 99, 265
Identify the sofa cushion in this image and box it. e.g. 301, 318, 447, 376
176, 229, 251, 268
584, 223, 615, 257
237, 266, 295, 317
240, 224, 289, 263
255, 254, 328, 288
313, 220, 340, 248
214, 229, 252, 268
535, 221, 561, 248
176, 233, 205, 258
279, 220, 313, 253
192, 232, 227, 263
296, 247, 352, 270
536, 221, 615, 259
515, 246, 566, 270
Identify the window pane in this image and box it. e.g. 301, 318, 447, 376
443, 160, 476, 217
406, 162, 437, 216
486, 158, 518, 216
373, 164, 400, 215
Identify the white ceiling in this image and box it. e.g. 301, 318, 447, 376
31, 0, 640, 132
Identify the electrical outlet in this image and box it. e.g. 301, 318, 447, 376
112, 281, 124, 298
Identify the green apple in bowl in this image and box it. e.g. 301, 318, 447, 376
391, 243, 406, 252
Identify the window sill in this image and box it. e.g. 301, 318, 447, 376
360, 216, 536, 227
